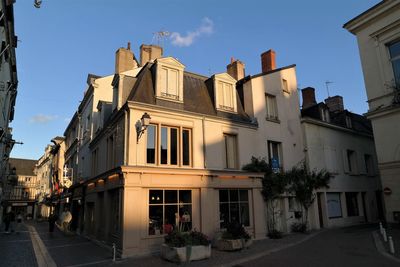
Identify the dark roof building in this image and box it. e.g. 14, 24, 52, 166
8, 158, 37, 176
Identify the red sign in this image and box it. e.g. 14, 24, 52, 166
383, 187, 392, 195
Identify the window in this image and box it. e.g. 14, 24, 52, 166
320, 108, 330, 122
345, 116, 352, 128
146, 125, 192, 166
146, 125, 156, 164
265, 94, 278, 120
224, 134, 238, 169
388, 41, 400, 88
107, 134, 116, 169
218, 81, 235, 111
288, 197, 298, 212
148, 190, 192, 235
364, 154, 374, 176
160, 67, 179, 100
346, 149, 357, 174
282, 79, 289, 93
326, 193, 342, 218
91, 149, 98, 176
268, 141, 282, 172
109, 189, 121, 234
219, 189, 249, 228
345, 192, 359, 217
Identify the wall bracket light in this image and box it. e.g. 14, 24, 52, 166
136, 112, 151, 144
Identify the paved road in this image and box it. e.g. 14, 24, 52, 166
0, 224, 38, 267
238, 224, 397, 267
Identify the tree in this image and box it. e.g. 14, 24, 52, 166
243, 157, 287, 236
285, 162, 332, 228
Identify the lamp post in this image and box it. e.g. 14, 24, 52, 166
136, 113, 151, 144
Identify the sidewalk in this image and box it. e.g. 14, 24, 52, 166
100, 231, 322, 267
28, 221, 112, 267
0, 223, 38, 267
372, 223, 400, 263
384, 224, 400, 258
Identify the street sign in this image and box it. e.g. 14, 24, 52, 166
383, 187, 392, 195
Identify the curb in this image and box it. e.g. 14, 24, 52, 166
27, 224, 57, 267
372, 230, 400, 264
218, 230, 324, 267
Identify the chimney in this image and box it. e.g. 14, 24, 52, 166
301, 87, 317, 109
226, 57, 245, 80
140, 44, 163, 66
261, 49, 276, 73
325, 95, 344, 112
115, 42, 137, 73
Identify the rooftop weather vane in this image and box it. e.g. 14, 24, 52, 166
152, 31, 170, 49
325, 81, 334, 97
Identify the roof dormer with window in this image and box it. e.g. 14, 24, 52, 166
213, 73, 238, 113
155, 57, 185, 103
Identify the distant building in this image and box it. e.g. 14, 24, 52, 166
0, 0, 18, 222
344, 0, 400, 223
301, 88, 382, 229
2, 158, 38, 219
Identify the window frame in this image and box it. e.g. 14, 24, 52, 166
326, 192, 343, 219
282, 78, 290, 93
267, 140, 283, 172
388, 40, 400, 88
219, 189, 250, 229
345, 192, 359, 217
224, 133, 238, 169
265, 93, 279, 121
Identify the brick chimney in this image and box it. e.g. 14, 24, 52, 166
301, 87, 317, 109
140, 44, 163, 66
261, 49, 276, 73
115, 42, 137, 73
226, 57, 245, 80
325, 95, 344, 112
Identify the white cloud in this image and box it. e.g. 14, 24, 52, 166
29, 114, 59, 124
170, 17, 214, 47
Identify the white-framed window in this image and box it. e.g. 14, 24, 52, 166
265, 94, 278, 121
388, 41, 400, 88
160, 67, 179, 100
146, 125, 192, 167
224, 134, 238, 169
219, 189, 250, 228
268, 140, 282, 172
320, 108, 330, 122
282, 79, 289, 93
148, 189, 192, 235
327, 192, 342, 218
345, 116, 352, 128
217, 81, 235, 112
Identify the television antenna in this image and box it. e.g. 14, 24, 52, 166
325, 81, 334, 97
152, 31, 170, 49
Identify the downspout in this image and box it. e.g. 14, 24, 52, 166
202, 116, 207, 169
124, 109, 129, 166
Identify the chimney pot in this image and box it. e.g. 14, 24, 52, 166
301, 87, 317, 109
140, 44, 163, 66
261, 49, 276, 73
325, 95, 344, 112
227, 58, 245, 80
127, 42, 131, 50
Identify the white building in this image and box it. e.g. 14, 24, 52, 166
344, 0, 400, 223
301, 88, 381, 229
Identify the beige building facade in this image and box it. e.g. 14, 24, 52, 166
344, 0, 400, 223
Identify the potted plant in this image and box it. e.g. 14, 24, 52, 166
161, 229, 211, 263
216, 221, 252, 251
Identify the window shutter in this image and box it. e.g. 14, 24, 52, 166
218, 81, 224, 106
160, 68, 168, 94
168, 69, 178, 96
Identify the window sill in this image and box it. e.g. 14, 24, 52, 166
157, 95, 183, 104
265, 117, 280, 123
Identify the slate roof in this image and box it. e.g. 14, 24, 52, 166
301, 103, 373, 135
8, 158, 37, 176
127, 63, 254, 125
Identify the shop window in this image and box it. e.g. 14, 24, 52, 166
345, 192, 359, 217
148, 190, 192, 235
219, 189, 250, 228
224, 134, 238, 169
327, 193, 342, 218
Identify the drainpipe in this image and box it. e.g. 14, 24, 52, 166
202, 116, 207, 169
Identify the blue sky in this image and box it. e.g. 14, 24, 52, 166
11, 0, 379, 160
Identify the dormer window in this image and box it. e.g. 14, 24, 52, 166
214, 73, 237, 113
345, 116, 352, 128
155, 57, 185, 103
320, 107, 330, 122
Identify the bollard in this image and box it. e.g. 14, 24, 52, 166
383, 229, 388, 242
389, 236, 395, 254
112, 243, 116, 262
379, 222, 383, 235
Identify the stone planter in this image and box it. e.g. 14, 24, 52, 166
216, 238, 252, 251
161, 244, 211, 263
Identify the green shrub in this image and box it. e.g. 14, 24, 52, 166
164, 229, 210, 247
222, 221, 251, 241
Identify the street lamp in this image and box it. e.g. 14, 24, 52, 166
136, 112, 151, 144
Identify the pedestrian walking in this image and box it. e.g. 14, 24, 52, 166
16, 212, 23, 234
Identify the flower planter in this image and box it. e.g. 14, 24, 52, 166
216, 239, 244, 251
161, 244, 211, 263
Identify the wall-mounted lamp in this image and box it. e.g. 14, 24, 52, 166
136, 112, 151, 144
